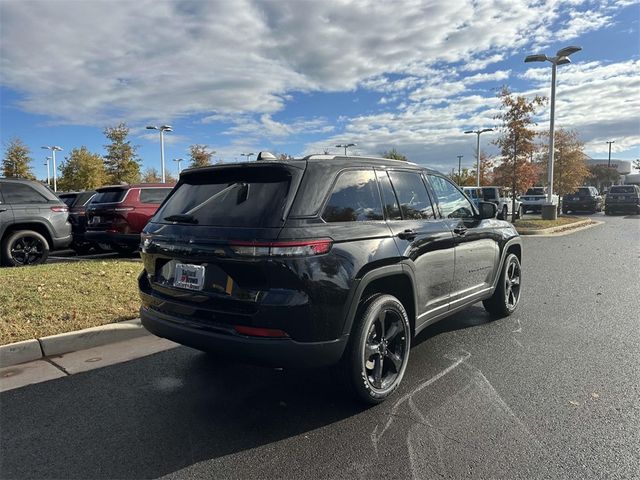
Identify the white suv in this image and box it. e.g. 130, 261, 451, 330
463, 186, 522, 220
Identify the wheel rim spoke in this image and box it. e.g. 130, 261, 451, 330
365, 343, 379, 358
377, 309, 386, 337
373, 354, 383, 388
385, 321, 401, 341
386, 351, 402, 372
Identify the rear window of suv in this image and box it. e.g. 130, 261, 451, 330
93, 189, 127, 204
609, 186, 636, 194
156, 169, 292, 227
140, 188, 172, 204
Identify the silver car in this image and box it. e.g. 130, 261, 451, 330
0, 178, 72, 266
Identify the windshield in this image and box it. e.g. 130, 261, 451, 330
526, 188, 545, 195
155, 169, 292, 227
59, 195, 77, 207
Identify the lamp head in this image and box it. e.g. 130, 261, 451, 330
524, 54, 547, 63
556, 56, 571, 65
556, 46, 581, 58
145, 125, 158, 130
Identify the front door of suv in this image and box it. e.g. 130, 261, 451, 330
426, 175, 499, 307
379, 169, 455, 325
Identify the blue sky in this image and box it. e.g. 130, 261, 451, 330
1, 0, 638, 181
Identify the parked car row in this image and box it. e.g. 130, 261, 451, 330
0, 178, 174, 266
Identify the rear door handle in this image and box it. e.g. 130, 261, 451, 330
453, 226, 467, 236
397, 229, 417, 240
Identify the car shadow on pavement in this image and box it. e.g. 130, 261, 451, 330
0, 305, 497, 480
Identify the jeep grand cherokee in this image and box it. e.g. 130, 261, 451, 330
138, 155, 522, 403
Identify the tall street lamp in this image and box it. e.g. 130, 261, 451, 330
241, 152, 255, 161
525, 45, 582, 214
464, 129, 493, 187
146, 125, 173, 183
173, 158, 184, 174
41, 146, 63, 191
44, 156, 52, 186
606, 140, 615, 168
336, 143, 356, 156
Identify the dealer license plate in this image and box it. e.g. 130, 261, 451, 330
174, 263, 205, 291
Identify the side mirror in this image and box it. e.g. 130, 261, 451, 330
478, 201, 498, 219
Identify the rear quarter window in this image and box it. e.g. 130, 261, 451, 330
139, 188, 172, 204
322, 169, 383, 222
1, 182, 48, 204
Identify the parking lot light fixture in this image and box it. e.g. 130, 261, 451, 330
41, 146, 63, 191
173, 158, 184, 174
146, 125, 173, 183
44, 156, 52, 186
335, 143, 356, 156
606, 141, 615, 168
524, 45, 582, 205
240, 152, 255, 161
464, 129, 493, 187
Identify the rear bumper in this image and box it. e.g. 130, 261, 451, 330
140, 306, 348, 368
606, 203, 639, 211
51, 234, 73, 249
85, 231, 140, 249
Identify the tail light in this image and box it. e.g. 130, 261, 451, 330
50, 206, 68, 213
229, 239, 333, 257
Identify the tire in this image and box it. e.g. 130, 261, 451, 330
605, 209, 611, 216
562, 207, 569, 215
72, 243, 93, 255
516, 205, 523, 219
483, 253, 521, 317
500, 205, 508, 220
1, 230, 50, 267
341, 294, 411, 405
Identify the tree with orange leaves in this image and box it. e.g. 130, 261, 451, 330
492, 87, 546, 193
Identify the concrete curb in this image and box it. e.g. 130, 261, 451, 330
516, 219, 597, 236
0, 319, 147, 368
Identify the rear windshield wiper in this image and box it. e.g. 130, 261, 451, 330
164, 214, 198, 224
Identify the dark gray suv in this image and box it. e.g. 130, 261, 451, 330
0, 178, 72, 266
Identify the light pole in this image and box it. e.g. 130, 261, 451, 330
335, 143, 356, 156
44, 156, 52, 186
41, 146, 63, 191
525, 45, 582, 211
146, 125, 173, 183
606, 140, 615, 168
173, 158, 184, 174
457, 155, 463, 181
241, 152, 255, 161
464, 129, 493, 187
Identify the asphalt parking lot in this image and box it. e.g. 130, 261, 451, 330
1, 213, 639, 479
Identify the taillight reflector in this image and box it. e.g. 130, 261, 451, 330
233, 325, 289, 338
230, 239, 332, 257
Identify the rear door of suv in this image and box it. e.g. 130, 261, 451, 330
426, 174, 499, 306
381, 169, 455, 324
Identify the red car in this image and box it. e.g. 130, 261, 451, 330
85, 184, 174, 253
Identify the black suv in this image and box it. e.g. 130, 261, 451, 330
605, 185, 640, 215
562, 186, 602, 214
0, 178, 72, 266
58, 191, 98, 254
139, 155, 523, 403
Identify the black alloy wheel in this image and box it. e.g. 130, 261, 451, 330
344, 294, 411, 404
2, 230, 50, 266
483, 253, 521, 316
